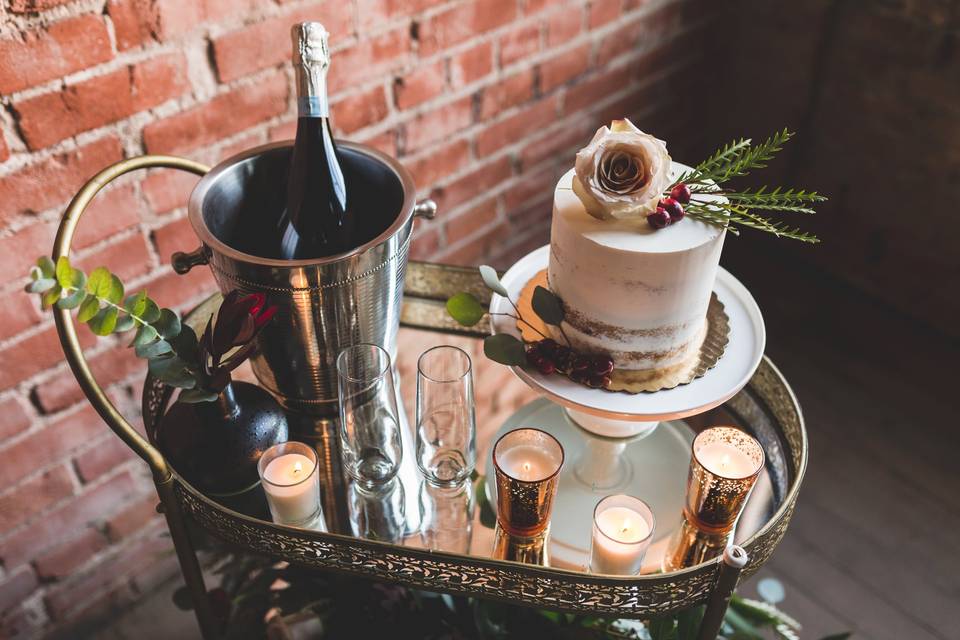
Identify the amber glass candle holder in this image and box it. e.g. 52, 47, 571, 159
665, 426, 764, 572
684, 426, 764, 533
492, 428, 564, 537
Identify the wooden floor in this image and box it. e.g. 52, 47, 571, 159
88, 247, 959, 640
726, 245, 960, 640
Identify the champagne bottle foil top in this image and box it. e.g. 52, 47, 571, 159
291, 22, 330, 67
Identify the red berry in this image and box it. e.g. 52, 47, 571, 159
535, 357, 556, 375
670, 182, 692, 204
647, 207, 670, 229
571, 355, 591, 372
570, 370, 590, 385
590, 355, 614, 377
660, 197, 684, 223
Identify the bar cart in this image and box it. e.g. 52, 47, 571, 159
50, 157, 807, 640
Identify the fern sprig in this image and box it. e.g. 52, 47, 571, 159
685, 202, 820, 243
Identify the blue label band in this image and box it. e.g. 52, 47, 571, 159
298, 96, 328, 117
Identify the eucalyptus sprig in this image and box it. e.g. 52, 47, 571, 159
26, 256, 275, 403
667, 129, 826, 243
27, 256, 203, 396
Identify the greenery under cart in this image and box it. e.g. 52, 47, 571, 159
172, 534, 851, 640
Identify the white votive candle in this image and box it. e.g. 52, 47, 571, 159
258, 443, 323, 528
589, 495, 655, 575
696, 441, 760, 479
495, 444, 560, 481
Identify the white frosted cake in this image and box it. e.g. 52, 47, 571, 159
548, 164, 725, 373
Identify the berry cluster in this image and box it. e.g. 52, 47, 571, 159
647, 182, 691, 230
526, 338, 615, 389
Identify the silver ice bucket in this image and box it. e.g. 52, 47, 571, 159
172, 141, 436, 416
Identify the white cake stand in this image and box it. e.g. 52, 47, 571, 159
488, 245, 766, 438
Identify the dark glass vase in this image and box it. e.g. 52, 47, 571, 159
157, 381, 288, 497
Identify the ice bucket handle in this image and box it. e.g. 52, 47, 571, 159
52, 154, 210, 480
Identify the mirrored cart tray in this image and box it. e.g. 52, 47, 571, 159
140, 264, 806, 619
490, 245, 767, 422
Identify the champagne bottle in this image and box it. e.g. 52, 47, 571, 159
279, 22, 354, 259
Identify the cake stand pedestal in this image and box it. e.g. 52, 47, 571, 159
487, 245, 767, 568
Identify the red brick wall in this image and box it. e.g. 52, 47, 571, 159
0, 0, 704, 635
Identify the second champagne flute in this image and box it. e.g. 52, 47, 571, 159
336, 344, 403, 488
415, 345, 477, 486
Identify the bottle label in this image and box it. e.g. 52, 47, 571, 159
298, 96, 329, 117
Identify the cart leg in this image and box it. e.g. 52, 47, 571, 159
696, 545, 748, 640
155, 475, 221, 639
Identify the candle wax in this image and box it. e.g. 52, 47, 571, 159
596, 506, 650, 543
496, 444, 559, 481
696, 441, 758, 478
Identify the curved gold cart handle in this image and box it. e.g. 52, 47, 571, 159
51, 155, 209, 482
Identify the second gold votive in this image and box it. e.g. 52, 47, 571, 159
492, 428, 564, 537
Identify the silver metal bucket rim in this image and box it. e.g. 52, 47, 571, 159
186, 140, 417, 269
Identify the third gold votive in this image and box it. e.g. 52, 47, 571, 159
685, 426, 764, 533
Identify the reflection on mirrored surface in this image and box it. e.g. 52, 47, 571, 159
348, 477, 406, 543
418, 479, 474, 554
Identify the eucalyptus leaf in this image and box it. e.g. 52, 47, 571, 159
483, 333, 527, 366
478, 265, 508, 297
446, 292, 485, 327
756, 577, 785, 604
86, 267, 111, 297
77, 295, 100, 323
26, 278, 57, 294
155, 308, 182, 339
178, 388, 219, 403
41, 284, 62, 309
124, 291, 148, 317
55, 256, 75, 288
531, 286, 564, 326
131, 323, 159, 347
473, 476, 496, 529
141, 297, 161, 323
106, 274, 124, 305
88, 306, 119, 336
170, 325, 199, 362
56, 287, 87, 310
114, 314, 136, 333
160, 369, 196, 389
135, 339, 173, 358
37, 256, 56, 279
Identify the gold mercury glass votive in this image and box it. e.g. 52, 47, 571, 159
665, 426, 764, 571
492, 428, 564, 538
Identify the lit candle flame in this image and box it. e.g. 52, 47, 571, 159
719, 453, 731, 470
522, 462, 531, 473
620, 518, 632, 535
293, 461, 302, 475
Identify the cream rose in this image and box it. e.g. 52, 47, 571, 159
572, 119, 672, 220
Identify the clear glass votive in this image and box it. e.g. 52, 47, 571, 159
416, 345, 477, 486
336, 343, 403, 488
347, 477, 406, 543
589, 494, 655, 576
685, 426, 765, 533
258, 441, 324, 529
492, 428, 564, 537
